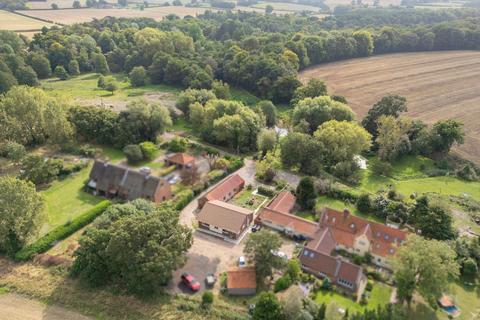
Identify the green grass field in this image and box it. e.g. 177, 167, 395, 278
41, 73, 180, 103
315, 283, 392, 314
355, 155, 480, 201
39, 163, 102, 236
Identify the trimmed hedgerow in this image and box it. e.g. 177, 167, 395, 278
15, 200, 111, 261
174, 189, 195, 211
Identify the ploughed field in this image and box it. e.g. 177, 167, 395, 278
299, 51, 480, 164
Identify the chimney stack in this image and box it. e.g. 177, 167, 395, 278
343, 208, 350, 219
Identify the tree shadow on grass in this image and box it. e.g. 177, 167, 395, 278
407, 302, 439, 320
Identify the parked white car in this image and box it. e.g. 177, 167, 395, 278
238, 256, 246, 267
271, 250, 288, 260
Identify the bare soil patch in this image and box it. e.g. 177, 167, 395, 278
299, 51, 480, 164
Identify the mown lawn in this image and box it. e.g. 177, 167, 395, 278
354, 155, 480, 201
39, 163, 102, 236
315, 283, 392, 314
230, 189, 268, 210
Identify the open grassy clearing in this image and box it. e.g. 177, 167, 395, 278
16, 6, 216, 24
315, 282, 392, 314
41, 73, 180, 110
299, 51, 480, 164
41, 73, 260, 110
0, 10, 54, 31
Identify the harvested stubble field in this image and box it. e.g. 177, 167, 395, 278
299, 51, 480, 164
27, 0, 87, 9
0, 10, 54, 30
16, 6, 215, 24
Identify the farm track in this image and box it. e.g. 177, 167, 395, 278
299, 51, 480, 164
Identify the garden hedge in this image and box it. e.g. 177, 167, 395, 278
15, 200, 111, 261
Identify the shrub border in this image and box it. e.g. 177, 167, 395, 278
15, 200, 111, 261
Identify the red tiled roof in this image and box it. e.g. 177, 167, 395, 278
299, 247, 363, 289
307, 228, 336, 255
258, 207, 319, 239
266, 191, 296, 214
167, 153, 195, 165
320, 208, 408, 257
227, 267, 256, 289
204, 174, 245, 202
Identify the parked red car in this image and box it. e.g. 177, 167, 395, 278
181, 273, 201, 291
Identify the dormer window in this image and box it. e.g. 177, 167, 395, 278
349, 223, 355, 229
384, 234, 389, 240
376, 232, 381, 237
332, 217, 336, 223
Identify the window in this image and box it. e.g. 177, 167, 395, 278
350, 223, 355, 229
384, 234, 389, 240
332, 217, 336, 223
309, 252, 314, 258
377, 258, 382, 262
303, 250, 309, 256
376, 231, 381, 237
337, 279, 353, 288
389, 248, 395, 254
358, 241, 365, 246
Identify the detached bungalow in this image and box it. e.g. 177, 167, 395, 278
88, 160, 172, 203
197, 200, 253, 241
227, 267, 257, 296
198, 173, 245, 209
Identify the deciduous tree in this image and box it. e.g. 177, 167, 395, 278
0, 176, 44, 256
362, 94, 407, 138
393, 235, 459, 307
292, 96, 355, 134
314, 120, 371, 166
244, 230, 285, 283
72, 200, 193, 295
253, 292, 285, 320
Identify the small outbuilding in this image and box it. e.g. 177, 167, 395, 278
227, 267, 257, 296
165, 153, 196, 169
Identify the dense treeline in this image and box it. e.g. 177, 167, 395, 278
1, 9, 479, 102
326, 7, 480, 28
